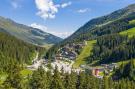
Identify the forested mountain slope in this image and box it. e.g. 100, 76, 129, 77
64, 4, 135, 43
0, 31, 45, 72
88, 34, 135, 64
45, 4, 135, 81
0, 16, 62, 46
46, 4, 135, 59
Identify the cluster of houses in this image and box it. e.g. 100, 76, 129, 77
55, 41, 87, 60
81, 63, 118, 78
27, 59, 46, 70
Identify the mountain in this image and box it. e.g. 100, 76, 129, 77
45, 4, 135, 80
0, 31, 46, 72
47, 4, 135, 58
0, 16, 63, 46
64, 4, 135, 43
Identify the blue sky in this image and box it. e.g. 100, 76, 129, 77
0, 0, 135, 38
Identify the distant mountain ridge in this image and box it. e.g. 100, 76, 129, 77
0, 16, 63, 46
64, 4, 135, 43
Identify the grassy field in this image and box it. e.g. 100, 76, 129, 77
117, 60, 130, 66
0, 73, 8, 84
117, 59, 135, 66
120, 27, 135, 37
43, 44, 53, 50
73, 40, 96, 68
129, 20, 135, 25
119, 19, 135, 37
20, 69, 33, 78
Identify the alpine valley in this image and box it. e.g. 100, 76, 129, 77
0, 16, 62, 46
0, 3, 135, 89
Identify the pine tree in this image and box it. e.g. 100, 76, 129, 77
78, 72, 86, 89
3, 64, 22, 89
50, 66, 64, 89
103, 76, 109, 89
29, 67, 49, 89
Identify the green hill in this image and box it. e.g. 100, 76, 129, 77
47, 4, 135, 60
120, 27, 135, 37
47, 4, 135, 81
63, 4, 135, 43
73, 40, 96, 68
0, 31, 45, 73
114, 59, 135, 80
0, 16, 62, 46
120, 19, 135, 37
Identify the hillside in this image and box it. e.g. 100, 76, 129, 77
73, 40, 96, 68
120, 20, 135, 37
0, 16, 62, 46
47, 4, 135, 60
44, 4, 135, 81
120, 27, 135, 37
0, 31, 45, 73
64, 4, 135, 43
114, 59, 135, 80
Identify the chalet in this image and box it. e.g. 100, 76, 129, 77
92, 68, 104, 77
81, 65, 105, 78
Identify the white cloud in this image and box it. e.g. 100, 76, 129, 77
35, 0, 72, 20
30, 23, 48, 32
50, 31, 73, 38
30, 23, 73, 38
35, 0, 58, 19
11, 0, 21, 9
61, 2, 72, 8
11, 2, 18, 8
77, 8, 90, 13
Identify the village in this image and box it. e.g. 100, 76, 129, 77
26, 41, 118, 79
54, 40, 87, 60
80, 63, 118, 78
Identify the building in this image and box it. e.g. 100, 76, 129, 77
92, 68, 104, 77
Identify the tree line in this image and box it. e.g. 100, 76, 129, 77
1, 65, 135, 89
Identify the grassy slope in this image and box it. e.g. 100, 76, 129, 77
73, 20, 135, 68
20, 69, 33, 77
120, 20, 135, 37
73, 19, 135, 68
118, 20, 135, 65
0, 73, 8, 84
117, 58, 135, 66
129, 19, 135, 25
73, 40, 96, 68
120, 27, 135, 37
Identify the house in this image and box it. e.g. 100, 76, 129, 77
92, 69, 99, 76
68, 51, 78, 60
101, 63, 118, 72
55, 54, 63, 60
92, 68, 104, 77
